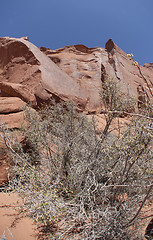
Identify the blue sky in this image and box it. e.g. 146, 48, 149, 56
0, 0, 153, 65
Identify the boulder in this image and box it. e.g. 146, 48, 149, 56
0, 82, 36, 106
0, 111, 25, 129
0, 37, 87, 111
0, 97, 26, 114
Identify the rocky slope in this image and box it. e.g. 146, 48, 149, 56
0, 36, 153, 183
0, 37, 153, 238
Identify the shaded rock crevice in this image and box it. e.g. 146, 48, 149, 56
145, 218, 153, 239
0, 82, 36, 106
105, 39, 120, 80
137, 85, 150, 109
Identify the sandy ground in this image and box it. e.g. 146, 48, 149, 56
0, 193, 38, 240
0, 193, 152, 240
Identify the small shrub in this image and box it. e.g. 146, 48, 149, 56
1, 83, 153, 239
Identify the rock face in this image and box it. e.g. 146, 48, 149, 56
41, 39, 153, 111
40, 44, 106, 112
0, 37, 87, 111
0, 37, 153, 186
0, 37, 88, 185
0, 37, 153, 117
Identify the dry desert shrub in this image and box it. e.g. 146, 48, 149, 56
1, 78, 153, 239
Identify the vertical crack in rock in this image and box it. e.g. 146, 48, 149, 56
137, 85, 150, 109
101, 63, 107, 83
137, 64, 153, 97
105, 39, 120, 80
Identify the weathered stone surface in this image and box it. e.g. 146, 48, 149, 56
0, 36, 153, 188
0, 37, 89, 183
40, 44, 106, 112
144, 63, 153, 70
0, 112, 25, 129
0, 97, 26, 113
0, 82, 36, 106
105, 39, 153, 101
1, 37, 153, 115
41, 39, 153, 112
0, 37, 87, 110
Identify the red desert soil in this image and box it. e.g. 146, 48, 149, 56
0, 192, 152, 240
0, 193, 38, 240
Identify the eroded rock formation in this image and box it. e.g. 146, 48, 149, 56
0, 37, 87, 111
41, 39, 153, 112
0, 37, 153, 186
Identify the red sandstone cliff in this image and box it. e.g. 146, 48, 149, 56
0, 37, 153, 184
